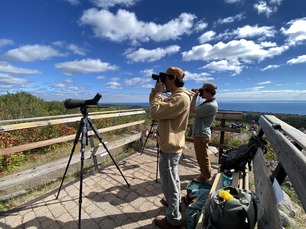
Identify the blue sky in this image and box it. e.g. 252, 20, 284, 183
0, 0, 306, 103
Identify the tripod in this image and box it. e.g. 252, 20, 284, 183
56, 105, 130, 229
141, 120, 185, 183
140, 120, 159, 182
141, 119, 157, 154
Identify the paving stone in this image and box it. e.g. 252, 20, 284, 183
3, 213, 22, 228
0, 151, 201, 229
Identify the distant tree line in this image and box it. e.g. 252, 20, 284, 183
0, 92, 113, 120
0, 92, 305, 130
0, 92, 73, 120
242, 112, 306, 130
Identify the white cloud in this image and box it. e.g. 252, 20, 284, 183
111, 77, 120, 81
0, 62, 41, 74
215, 24, 276, 42
253, 1, 281, 17
80, 9, 196, 43
233, 25, 276, 39
281, 17, 306, 45
257, 80, 272, 85
198, 31, 216, 44
141, 68, 155, 77
194, 21, 208, 32
67, 44, 87, 56
55, 58, 118, 75
202, 60, 243, 75
260, 64, 281, 71
125, 45, 180, 63
141, 83, 155, 89
254, 1, 271, 15
224, 0, 241, 3
106, 81, 122, 89
96, 75, 106, 80
270, 0, 283, 5
249, 86, 265, 90
287, 55, 306, 65
0, 73, 28, 85
267, 44, 289, 57
53, 41, 87, 56
218, 89, 306, 101
260, 41, 277, 48
183, 71, 214, 83
0, 38, 13, 47
125, 77, 150, 86
54, 83, 66, 88
64, 78, 74, 83
4, 45, 64, 62
90, 0, 139, 9
182, 37, 290, 76
215, 13, 245, 25
182, 39, 271, 63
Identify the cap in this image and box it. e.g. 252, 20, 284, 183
202, 82, 217, 91
162, 67, 185, 79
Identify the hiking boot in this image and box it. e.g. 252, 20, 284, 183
193, 175, 213, 185
153, 216, 181, 229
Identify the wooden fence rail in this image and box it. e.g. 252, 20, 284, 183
0, 109, 146, 198
195, 114, 306, 229
187, 111, 243, 162
253, 114, 306, 229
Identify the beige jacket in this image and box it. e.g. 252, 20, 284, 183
149, 87, 195, 153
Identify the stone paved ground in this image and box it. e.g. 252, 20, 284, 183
0, 146, 218, 229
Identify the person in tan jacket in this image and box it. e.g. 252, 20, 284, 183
150, 67, 194, 229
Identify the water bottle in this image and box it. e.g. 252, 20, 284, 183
220, 169, 235, 188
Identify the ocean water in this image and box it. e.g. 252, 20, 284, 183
217, 101, 306, 115
108, 101, 306, 115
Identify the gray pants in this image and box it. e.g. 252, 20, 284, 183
159, 150, 182, 226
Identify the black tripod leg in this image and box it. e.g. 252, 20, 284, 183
78, 118, 88, 229
141, 120, 155, 154
56, 119, 83, 199
87, 117, 130, 187
156, 144, 159, 183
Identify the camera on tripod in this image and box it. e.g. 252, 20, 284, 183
152, 73, 168, 84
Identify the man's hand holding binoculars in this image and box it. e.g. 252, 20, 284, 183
192, 88, 204, 97
151, 78, 165, 95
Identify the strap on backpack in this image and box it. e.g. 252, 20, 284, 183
237, 190, 258, 229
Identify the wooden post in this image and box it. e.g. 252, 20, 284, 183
218, 118, 226, 164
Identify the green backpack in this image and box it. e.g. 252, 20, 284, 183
202, 187, 258, 229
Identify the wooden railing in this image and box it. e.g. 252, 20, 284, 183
196, 114, 306, 229
187, 111, 243, 163
0, 109, 146, 199
253, 115, 306, 228
213, 111, 243, 163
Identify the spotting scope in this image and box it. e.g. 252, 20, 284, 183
64, 93, 102, 109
